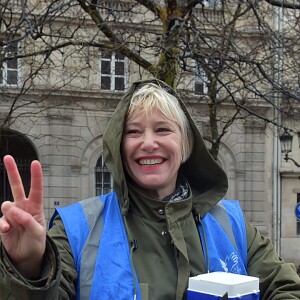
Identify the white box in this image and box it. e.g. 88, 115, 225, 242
187, 272, 259, 299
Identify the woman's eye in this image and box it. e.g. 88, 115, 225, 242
157, 128, 171, 133
125, 129, 140, 135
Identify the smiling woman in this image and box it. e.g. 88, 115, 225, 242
1, 79, 300, 300
122, 108, 183, 199
120, 82, 194, 200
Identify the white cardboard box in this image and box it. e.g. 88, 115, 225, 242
188, 272, 259, 297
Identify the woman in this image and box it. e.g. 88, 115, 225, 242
0, 79, 300, 299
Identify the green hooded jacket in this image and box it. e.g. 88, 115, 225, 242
1, 79, 300, 300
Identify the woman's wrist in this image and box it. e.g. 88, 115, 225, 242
2, 241, 45, 280
1, 237, 57, 284
11, 255, 44, 280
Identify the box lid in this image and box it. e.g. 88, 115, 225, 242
188, 272, 259, 297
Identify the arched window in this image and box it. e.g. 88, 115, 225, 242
0, 129, 38, 215
95, 155, 113, 195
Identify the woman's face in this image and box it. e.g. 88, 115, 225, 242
122, 109, 183, 200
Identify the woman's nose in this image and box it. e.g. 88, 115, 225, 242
140, 132, 158, 151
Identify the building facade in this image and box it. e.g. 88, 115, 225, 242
0, 0, 299, 266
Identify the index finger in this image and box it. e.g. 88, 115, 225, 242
3, 155, 26, 203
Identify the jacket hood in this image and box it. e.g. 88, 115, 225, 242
103, 79, 228, 216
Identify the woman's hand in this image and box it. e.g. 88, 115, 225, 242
0, 155, 46, 278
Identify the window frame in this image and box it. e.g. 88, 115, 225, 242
202, 0, 222, 8
95, 155, 113, 196
99, 51, 128, 91
194, 63, 210, 95
0, 40, 21, 87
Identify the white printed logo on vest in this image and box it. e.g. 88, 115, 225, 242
219, 252, 241, 274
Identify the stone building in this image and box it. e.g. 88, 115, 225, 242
0, 0, 299, 266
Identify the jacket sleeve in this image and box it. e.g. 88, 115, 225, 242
0, 216, 77, 299
246, 220, 300, 299
0, 235, 61, 299
48, 216, 78, 299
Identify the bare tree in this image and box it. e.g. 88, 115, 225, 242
264, 0, 300, 9
1, 0, 299, 159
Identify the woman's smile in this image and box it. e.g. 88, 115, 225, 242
137, 157, 164, 166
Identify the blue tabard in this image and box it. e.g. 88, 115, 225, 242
49, 192, 247, 300
198, 200, 247, 275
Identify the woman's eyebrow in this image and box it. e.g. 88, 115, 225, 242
155, 121, 175, 127
125, 120, 174, 127
124, 121, 141, 127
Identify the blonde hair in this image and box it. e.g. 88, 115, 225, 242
126, 83, 193, 162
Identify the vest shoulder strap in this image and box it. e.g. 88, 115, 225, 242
210, 202, 238, 251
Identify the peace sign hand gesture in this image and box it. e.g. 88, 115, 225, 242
0, 155, 46, 278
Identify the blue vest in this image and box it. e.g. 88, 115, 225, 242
49, 192, 247, 300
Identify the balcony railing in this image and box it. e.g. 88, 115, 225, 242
193, 7, 223, 26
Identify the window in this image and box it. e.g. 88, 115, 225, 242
0, 40, 19, 86
195, 64, 209, 95
95, 155, 113, 195
100, 52, 127, 91
297, 193, 300, 235
202, 0, 221, 8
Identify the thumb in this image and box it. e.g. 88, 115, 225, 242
1, 203, 44, 236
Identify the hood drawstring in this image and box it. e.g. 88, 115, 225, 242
123, 216, 139, 299
195, 213, 210, 273
130, 239, 138, 300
